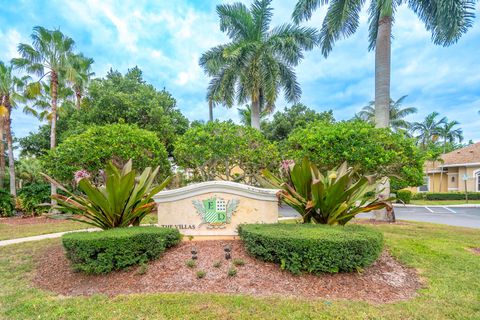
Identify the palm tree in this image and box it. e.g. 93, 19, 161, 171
411, 112, 447, 149
0, 62, 29, 196
65, 53, 94, 110
438, 120, 463, 191
199, 0, 318, 130
237, 105, 268, 126
292, 0, 475, 130
25, 81, 75, 122
357, 95, 417, 131
12, 26, 75, 202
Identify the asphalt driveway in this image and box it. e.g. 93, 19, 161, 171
279, 205, 480, 229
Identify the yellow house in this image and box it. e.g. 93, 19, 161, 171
416, 142, 480, 193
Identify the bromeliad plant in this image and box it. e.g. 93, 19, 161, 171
263, 158, 393, 225
42, 160, 171, 229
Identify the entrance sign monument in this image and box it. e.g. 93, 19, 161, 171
154, 181, 279, 237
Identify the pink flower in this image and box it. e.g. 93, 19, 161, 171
281, 160, 295, 171
74, 170, 91, 183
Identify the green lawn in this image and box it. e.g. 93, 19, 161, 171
0, 220, 87, 241
0, 214, 159, 241
410, 199, 480, 205
1, 222, 479, 319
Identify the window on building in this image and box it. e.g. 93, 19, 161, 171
418, 176, 430, 192
451, 176, 455, 183
477, 172, 480, 192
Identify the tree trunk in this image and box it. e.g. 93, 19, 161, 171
375, 16, 391, 129
50, 72, 58, 207
373, 15, 394, 222
208, 99, 213, 122
251, 96, 260, 130
5, 99, 16, 196
75, 88, 81, 110
0, 115, 5, 190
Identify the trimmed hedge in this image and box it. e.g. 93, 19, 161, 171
396, 190, 412, 204
62, 227, 181, 274
412, 192, 480, 201
238, 224, 383, 274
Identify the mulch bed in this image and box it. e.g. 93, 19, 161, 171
33, 240, 421, 303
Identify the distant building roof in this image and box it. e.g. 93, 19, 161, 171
440, 142, 480, 166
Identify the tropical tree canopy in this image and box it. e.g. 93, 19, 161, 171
292, 0, 476, 56
285, 120, 424, 190
356, 96, 417, 131
43, 123, 171, 185
411, 111, 447, 148
174, 121, 280, 185
263, 103, 334, 142
199, 0, 319, 129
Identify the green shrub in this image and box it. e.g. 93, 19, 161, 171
0, 189, 15, 217
62, 226, 181, 274
17, 183, 51, 216
227, 267, 237, 277
233, 258, 245, 266
411, 192, 480, 201
238, 224, 383, 274
262, 158, 393, 225
46, 159, 171, 229
185, 259, 197, 268
196, 270, 206, 279
396, 190, 412, 204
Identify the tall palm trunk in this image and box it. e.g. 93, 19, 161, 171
0, 115, 4, 190
50, 72, 58, 205
374, 16, 391, 129
373, 16, 394, 222
251, 95, 260, 130
75, 88, 81, 110
5, 99, 16, 196
208, 99, 213, 122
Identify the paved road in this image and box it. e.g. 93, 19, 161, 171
279, 205, 480, 228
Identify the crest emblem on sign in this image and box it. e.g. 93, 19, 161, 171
192, 196, 240, 229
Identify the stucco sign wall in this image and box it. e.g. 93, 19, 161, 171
153, 181, 279, 237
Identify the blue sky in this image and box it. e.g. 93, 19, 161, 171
1, 0, 479, 143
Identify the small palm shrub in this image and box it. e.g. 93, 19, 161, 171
43, 160, 171, 229
238, 224, 383, 274
0, 189, 15, 217
263, 158, 393, 225
62, 226, 181, 274
17, 183, 51, 216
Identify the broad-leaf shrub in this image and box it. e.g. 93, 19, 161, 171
396, 190, 412, 204
44, 160, 171, 229
17, 183, 51, 216
0, 189, 15, 217
285, 120, 424, 189
62, 226, 181, 274
43, 123, 171, 184
174, 121, 280, 185
263, 158, 393, 225
238, 224, 383, 274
